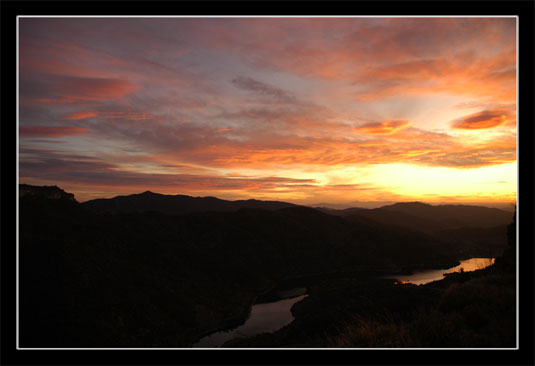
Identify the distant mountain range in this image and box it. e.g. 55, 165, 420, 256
310, 200, 515, 211
78, 189, 513, 232
317, 201, 513, 232
81, 190, 298, 214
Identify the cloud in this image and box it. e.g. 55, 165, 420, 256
63, 110, 151, 121
355, 119, 411, 135
63, 112, 98, 120
217, 18, 515, 102
452, 109, 514, 130
351, 51, 516, 102
21, 74, 140, 104
232, 76, 296, 103
18, 148, 384, 203
18, 148, 318, 191
20, 126, 89, 137
79, 110, 515, 171
17, 18, 517, 203
49, 75, 139, 103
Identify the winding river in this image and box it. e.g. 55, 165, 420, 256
194, 257, 495, 347
385, 257, 495, 285
193, 287, 307, 348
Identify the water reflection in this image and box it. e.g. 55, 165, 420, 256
194, 292, 308, 348
386, 257, 495, 285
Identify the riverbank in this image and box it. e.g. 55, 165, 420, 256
192, 258, 468, 347
189, 281, 277, 347
221, 254, 515, 348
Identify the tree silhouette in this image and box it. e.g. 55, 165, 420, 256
507, 207, 516, 249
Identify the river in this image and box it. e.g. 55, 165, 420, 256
193, 287, 308, 348
385, 257, 495, 285
194, 257, 495, 346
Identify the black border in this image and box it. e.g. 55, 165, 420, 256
2, 1, 534, 365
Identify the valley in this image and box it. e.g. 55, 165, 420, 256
18, 185, 516, 348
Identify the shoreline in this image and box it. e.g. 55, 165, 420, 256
189, 261, 460, 347
189, 254, 497, 347
189, 281, 277, 347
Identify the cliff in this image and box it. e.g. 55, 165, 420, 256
19, 184, 77, 202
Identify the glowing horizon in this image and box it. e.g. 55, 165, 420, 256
18, 17, 517, 206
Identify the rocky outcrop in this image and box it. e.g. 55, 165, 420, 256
19, 184, 76, 202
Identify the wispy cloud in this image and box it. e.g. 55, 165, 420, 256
232, 76, 297, 103
20, 126, 90, 137
355, 119, 412, 135
452, 108, 515, 130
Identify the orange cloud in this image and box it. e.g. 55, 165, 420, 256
452, 109, 514, 130
355, 119, 411, 135
352, 51, 516, 102
63, 110, 151, 121
30, 75, 140, 104
20, 126, 89, 137
222, 19, 516, 102
63, 112, 98, 120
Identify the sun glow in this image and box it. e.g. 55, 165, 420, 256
363, 162, 517, 203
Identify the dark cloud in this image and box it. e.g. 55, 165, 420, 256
19, 149, 318, 190
355, 119, 411, 135
20, 126, 90, 137
232, 76, 297, 103
452, 109, 514, 130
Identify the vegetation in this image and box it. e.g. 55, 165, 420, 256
225, 220, 517, 348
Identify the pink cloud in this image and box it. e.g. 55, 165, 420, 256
46, 76, 140, 103
20, 126, 90, 137
64, 110, 151, 121
63, 112, 98, 120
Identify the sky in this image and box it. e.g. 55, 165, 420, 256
18, 17, 517, 206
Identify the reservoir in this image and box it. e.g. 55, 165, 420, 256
193, 287, 307, 348
386, 257, 495, 285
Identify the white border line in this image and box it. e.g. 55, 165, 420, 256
16, 15, 520, 351
515, 13, 520, 350
16, 14, 20, 351
18, 15, 518, 18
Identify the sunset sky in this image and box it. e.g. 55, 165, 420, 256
18, 17, 517, 206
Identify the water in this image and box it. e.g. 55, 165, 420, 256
386, 257, 495, 285
193, 289, 308, 347
194, 258, 495, 346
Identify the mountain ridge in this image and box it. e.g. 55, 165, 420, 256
81, 189, 299, 214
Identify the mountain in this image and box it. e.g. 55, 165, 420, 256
312, 201, 515, 211
318, 202, 512, 232
378, 202, 513, 230
310, 201, 396, 210
19, 185, 464, 347
317, 202, 512, 259
82, 190, 299, 214
18, 185, 513, 347
19, 184, 76, 201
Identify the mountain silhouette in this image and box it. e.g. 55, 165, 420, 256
18, 185, 513, 348
19, 184, 76, 201
318, 201, 512, 233
378, 202, 512, 229
82, 190, 299, 214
